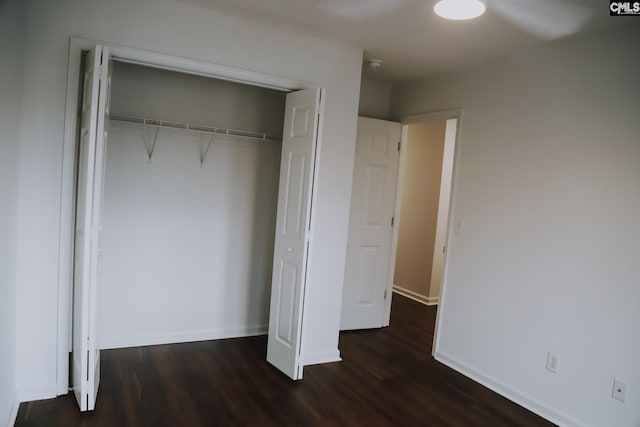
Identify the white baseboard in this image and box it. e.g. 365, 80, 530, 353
434, 351, 585, 427
302, 349, 342, 366
393, 285, 439, 306
6, 399, 19, 427
100, 325, 268, 350
17, 384, 57, 404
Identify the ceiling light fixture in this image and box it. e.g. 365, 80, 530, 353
366, 59, 383, 69
434, 0, 486, 20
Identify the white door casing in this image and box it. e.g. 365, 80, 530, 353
266, 88, 322, 380
72, 45, 110, 411
340, 117, 401, 330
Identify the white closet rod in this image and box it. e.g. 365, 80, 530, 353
110, 114, 282, 143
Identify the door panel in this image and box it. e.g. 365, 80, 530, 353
276, 261, 298, 345
90, 48, 111, 406
267, 88, 321, 380
73, 45, 110, 411
364, 165, 387, 225
356, 246, 379, 304
341, 117, 401, 330
283, 152, 307, 236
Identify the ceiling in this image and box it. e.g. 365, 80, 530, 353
177, 0, 620, 83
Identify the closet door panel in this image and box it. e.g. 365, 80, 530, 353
72, 44, 110, 412
267, 88, 321, 380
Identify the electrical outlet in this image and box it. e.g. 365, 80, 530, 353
546, 352, 559, 374
612, 379, 627, 403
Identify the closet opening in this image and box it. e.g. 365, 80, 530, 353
98, 61, 286, 351
62, 41, 323, 411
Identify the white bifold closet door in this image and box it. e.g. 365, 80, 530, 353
267, 88, 322, 380
73, 44, 111, 412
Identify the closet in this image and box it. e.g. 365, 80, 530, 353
100, 61, 285, 350
71, 44, 322, 411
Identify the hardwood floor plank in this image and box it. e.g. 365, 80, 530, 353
15, 294, 555, 426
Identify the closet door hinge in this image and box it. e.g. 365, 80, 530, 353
397, 141, 401, 151
391, 216, 394, 227
384, 290, 388, 299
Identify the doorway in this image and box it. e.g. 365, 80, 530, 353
59, 39, 323, 411
340, 111, 459, 351
393, 118, 456, 306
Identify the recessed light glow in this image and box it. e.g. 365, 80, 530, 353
434, 0, 486, 20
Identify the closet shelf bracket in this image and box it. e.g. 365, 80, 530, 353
200, 134, 214, 167
109, 115, 282, 165
146, 126, 160, 163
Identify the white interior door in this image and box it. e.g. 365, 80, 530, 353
73, 45, 111, 411
428, 118, 457, 301
340, 117, 401, 330
267, 87, 322, 380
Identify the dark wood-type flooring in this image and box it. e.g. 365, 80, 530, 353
16, 294, 554, 426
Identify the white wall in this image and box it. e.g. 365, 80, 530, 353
110, 61, 287, 137
100, 122, 281, 347
15, 0, 362, 401
0, 0, 24, 423
392, 25, 640, 427
100, 64, 284, 348
358, 78, 392, 120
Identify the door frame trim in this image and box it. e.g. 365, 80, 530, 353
57, 36, 322, 395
